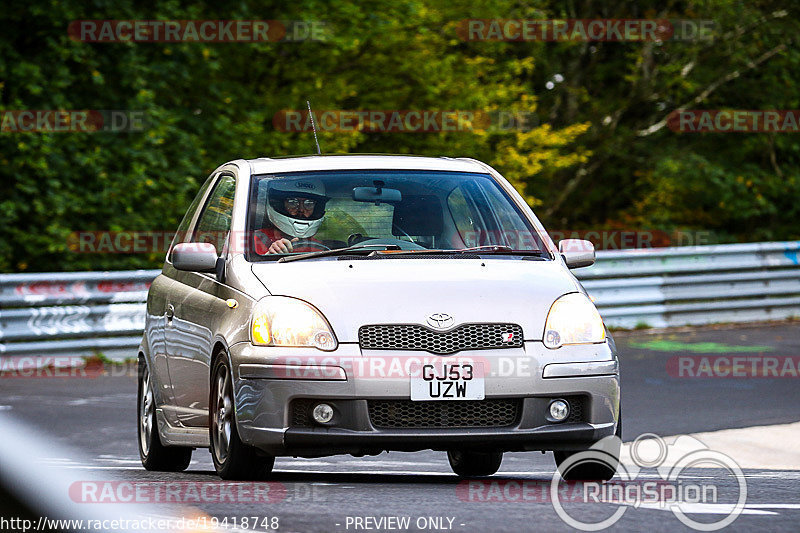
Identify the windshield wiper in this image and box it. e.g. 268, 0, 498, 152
277, 244, 401, 263
370, 245, 549, 257
455, 245, 549, 257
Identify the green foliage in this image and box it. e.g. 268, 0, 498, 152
1, 0, 799, 272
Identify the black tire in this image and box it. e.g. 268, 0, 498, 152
554, 410, 622, 481
138, 357, 192, 472
210, 353, 275, 480
447, 450, 503, 477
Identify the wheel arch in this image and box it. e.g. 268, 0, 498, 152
208, 336, 235, 424
210, 336, 233, 375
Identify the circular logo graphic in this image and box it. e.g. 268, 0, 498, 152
427, 313, 455, 330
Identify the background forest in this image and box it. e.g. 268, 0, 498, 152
2, 0, 798, 272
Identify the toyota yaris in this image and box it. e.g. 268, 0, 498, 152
137, 155, 621, 480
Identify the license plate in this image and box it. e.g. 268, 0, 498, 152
410, 362, 484, 401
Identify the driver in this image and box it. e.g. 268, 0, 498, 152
254, 178, 329, 255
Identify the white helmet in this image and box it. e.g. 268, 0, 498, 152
266, 178, 328, 238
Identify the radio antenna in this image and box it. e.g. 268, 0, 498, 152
306, 100, 321, 154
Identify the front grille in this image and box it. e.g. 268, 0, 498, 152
564, 395, 587, 424
368, 399, 521, 429
290, 398, 317, 427
359, 323, 524, 354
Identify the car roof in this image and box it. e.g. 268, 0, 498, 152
244, 154, 489, 175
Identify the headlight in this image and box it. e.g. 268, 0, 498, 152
251, 297, 337, 351
543, 293, 605, 349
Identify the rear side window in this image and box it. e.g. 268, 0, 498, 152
193, 174, 236, 254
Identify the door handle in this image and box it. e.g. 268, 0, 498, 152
166, 304, 175, 320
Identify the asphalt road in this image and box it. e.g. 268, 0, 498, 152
1, 322, 799, 532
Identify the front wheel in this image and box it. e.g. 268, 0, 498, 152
554, 411, 622, 481
554, 449, 619, 481
210, 353, 275, 480
447, 450, 503, 477
138, 357, 192, 471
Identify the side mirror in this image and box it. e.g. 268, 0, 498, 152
559, 239, 595, 269
171, 242, 218, 272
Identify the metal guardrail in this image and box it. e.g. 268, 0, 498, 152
1, 242, 798, 360
579, 241, 800, 328
0, 270, 157, 360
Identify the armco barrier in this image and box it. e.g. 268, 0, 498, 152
0, 270, 158, 360
1, 242, 799, 360
580, 241, 800, 328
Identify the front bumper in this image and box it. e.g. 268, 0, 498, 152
283, 422, 615, 456
230, 341, 620, 456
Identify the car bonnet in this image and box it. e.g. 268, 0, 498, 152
250, 258, 580, 343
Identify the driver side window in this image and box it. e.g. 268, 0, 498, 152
192, 174, 236, 255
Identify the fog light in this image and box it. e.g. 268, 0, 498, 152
549, 399, 570, 422
312, 403, 334, 424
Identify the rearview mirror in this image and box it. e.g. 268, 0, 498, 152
353, 185, 402, 204
171, 242, 218, 272
559, 239, 595, 269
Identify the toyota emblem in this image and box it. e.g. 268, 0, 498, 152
427, 313, 454, 330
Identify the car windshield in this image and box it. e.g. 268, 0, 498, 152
246, 170, 550, 261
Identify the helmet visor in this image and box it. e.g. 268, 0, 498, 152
267, 189, 328, 221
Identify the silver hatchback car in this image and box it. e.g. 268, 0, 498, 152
138, 155, 621, 480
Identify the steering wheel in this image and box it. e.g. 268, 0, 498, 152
348, 233, 369, 246
292, 239, 331, 252
345, 236, 426, 250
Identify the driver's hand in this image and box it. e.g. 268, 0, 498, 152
267, 238, 298, 254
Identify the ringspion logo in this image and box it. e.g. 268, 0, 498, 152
551, 434, 747, 531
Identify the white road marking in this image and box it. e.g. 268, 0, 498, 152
274, 468, 451, 476
96, 456, 144, 464
57, 465, 149, 470
620, 420, 800, 470
746, 504, 800, 509
630, 502, 776, 515
744, 471, 800, 479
